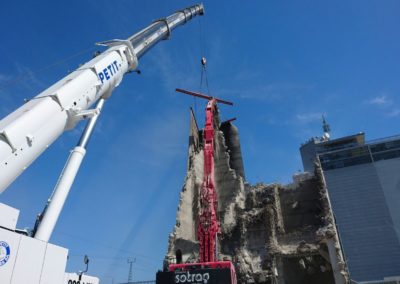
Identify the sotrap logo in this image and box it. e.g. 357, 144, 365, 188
175, 271, 210, 284
0, 241, 10, 266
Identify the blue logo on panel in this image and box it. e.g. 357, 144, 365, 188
0, 241, 10, 266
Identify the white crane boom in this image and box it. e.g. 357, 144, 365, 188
0, 4, 204, 194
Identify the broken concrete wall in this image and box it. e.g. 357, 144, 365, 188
214, 119, 246, 234
220, 121, 245, 179
166, 110, 202, 265
165, 109, 348, 284
166, 107, 246, 266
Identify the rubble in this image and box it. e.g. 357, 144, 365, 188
165, 108, 349, 283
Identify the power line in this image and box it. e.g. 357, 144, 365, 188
127, 258, 136, 283
0, 46, 97, 91
54, 229, 159, 265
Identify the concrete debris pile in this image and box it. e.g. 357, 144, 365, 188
165, 109, 349, 284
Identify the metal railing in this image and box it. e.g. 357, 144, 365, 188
319, 137, 400, 170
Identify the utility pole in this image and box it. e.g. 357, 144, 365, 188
127, 258, 136, 283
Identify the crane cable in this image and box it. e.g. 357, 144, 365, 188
198, 16, 210, 96
200, 56, 211, 96
193, 16, 211, 119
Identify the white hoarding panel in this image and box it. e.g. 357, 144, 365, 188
0, 228, 22, 283
0, 203, 20, 230
11, 235, 46, 284
40, 243, 68, 284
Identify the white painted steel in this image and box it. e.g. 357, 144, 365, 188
11, 236, 47, 284
0, 5, 204, 283
0, 228, 22, 283
0, 4, 204, 194
77, 99, 105, 148
40, 243, 68, 284
35, 99, 105, 242
0, 97, 68, 193
0, 227, 68, 284
0, 46, 129, 194
0, 203, 19, 230
34, 146, 86, 242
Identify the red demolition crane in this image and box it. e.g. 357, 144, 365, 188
156, 89, 237, 284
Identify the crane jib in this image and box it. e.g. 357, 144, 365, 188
0, 3, 204, 194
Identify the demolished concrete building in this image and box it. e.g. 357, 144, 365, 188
164, 108, 348, 284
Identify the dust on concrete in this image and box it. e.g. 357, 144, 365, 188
164, 108, 349, 284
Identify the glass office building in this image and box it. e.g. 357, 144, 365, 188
300, 133, 400, 282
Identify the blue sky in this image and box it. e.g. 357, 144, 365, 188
0, 0, 399, 282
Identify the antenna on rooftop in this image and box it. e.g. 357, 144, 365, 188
322, 115, 331, 140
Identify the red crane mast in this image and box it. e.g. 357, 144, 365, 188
198, 97, 219, 263
159, 88, 237, 284
175, 88, 233, 263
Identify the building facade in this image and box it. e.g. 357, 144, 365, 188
300, 133, 400, 282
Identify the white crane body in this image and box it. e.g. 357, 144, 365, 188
0, 4, 204, 283
0, 45, 130, 193
0, 4, 204, 194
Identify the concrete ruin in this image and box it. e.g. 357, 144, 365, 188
164, 108, 349, 284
